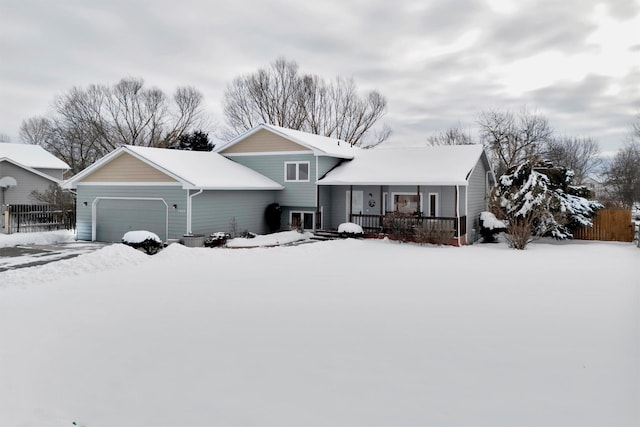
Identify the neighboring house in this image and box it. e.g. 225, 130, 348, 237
217, 124, 359, 230
316, 145, 495, 245
63, 146, 283, 243
64, 124, 495, 245
0, 143, 70, 206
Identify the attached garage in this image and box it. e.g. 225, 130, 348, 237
64, 145, 283, 243
94, 198, 168, 243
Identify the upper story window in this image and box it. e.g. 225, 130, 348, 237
285, 161, 310, 182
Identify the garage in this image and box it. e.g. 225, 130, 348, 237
94, 198, 168, 243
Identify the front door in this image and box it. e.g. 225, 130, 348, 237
291, 211, 314, 230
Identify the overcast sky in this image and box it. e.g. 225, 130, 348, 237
1, 0, 639, 154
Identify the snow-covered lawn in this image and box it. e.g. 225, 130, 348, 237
0, 238, 638, 427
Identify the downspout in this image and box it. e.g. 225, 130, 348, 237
455, 185, 461, 246
186, 188, 204, 235
315, 156, 319, 230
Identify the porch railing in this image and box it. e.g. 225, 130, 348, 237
350, 213, 467, 237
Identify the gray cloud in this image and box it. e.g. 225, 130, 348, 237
1, 0, 638, 156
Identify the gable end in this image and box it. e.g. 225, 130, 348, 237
220, 129, 311, 154
79, 152, 178, 183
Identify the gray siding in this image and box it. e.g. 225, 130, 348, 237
466, 159, 491, 241
0, 161, 57, 205
75, 185, 188, 241
227, 154, 316, 207
191, 190, 276, 236
34, 168, 65, 180
318, 185, 332, 229
317, 156, 344, 179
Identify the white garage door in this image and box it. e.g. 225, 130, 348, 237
95, 198, 167, 243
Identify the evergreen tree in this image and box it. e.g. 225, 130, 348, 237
494, 160, 602, 249
171, 131, 214, 151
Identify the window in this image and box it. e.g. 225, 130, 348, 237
285, 162, 310, 182
291, 211, 314, 230
428, 193, 438, 217
394, 194, 420, 214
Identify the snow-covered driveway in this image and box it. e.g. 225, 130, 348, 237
0, 238, 638, 427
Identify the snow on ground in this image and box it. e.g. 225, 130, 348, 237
226, 230, 312, 248
0, 230, 76, 248
0, 238, 638, 427
122, 230, 161, 244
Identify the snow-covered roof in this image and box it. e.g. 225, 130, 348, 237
318, 144, 487, 186
65, 146, 284, 190
218, 124, 359, 159
0, 142, 69, 170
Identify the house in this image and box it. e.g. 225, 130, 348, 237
0, 143, 70, 206
65, 124, 495, 245
316, 145, 495, 245
63, 145, 283, 243
217, 124, 359, 230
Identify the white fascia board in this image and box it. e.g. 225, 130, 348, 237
76, 181, 183, 187
222, 151, 312, 157
188, 186, 284, 191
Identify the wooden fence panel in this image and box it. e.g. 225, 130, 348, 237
573, 209, 634, 242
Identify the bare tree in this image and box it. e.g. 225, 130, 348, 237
478, 108, 553, 176
20, 77, 209, 174
427, 126, 475, 146
223, 58, 389, 147
604, 141, 640, 207
0, 133, 10, 142
544, 136, 602, 184
19, 117, 51, 145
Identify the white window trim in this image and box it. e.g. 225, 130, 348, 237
289, 210, 315, 230
284, 161, 311, 182
428, 193, 439, 217
390, 192, 424, 213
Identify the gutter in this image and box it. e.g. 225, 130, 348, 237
186, 189, 204, 235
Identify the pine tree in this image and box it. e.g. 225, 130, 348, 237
494, 160, 602, 249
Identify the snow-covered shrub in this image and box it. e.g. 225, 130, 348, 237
494, 160, 602, 249
239, 230, 256, 239
479, 211, 507, 243
204, 232, 229, 248
122, 230, 163, 255
338, 222, 364, 238
383, 212, 414, 242
414, 221, 455, 245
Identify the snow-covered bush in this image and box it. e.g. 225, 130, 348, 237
383, 212, 414, 242
204, 232, 229, 248
338, 222, 364, 238
122, 230, 163, 255
494, 160, 602, 249
414, 221, 455, 246
479, 211, 507, 243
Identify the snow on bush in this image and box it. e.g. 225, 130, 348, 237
480, 211, 506, 230
122, 230, 161, 244
338, 222, 364, 235
122, 230, 163, 254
